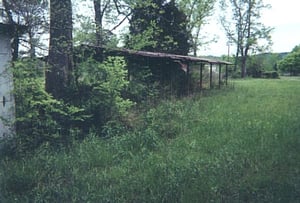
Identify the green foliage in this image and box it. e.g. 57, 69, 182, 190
247, 53, 281, 77
125, 20, 161, 51
127, 0, 190, 55
144, 100, 185, 139
11, 59, 85, 153
2, 56, 133, 155
73, 15, 118, 47
279, 45, 300, 76
292, 44, 300, 52
74, 56, 134, 135
126, 67, 160, 103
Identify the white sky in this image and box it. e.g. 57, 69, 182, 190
199, 0, 300, 56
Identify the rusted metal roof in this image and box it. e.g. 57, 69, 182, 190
121, 48, 232, 65
83, 45, 232, 65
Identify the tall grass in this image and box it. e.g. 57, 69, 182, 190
1, 78, 300, 202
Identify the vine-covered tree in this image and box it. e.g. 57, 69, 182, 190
220, 0, 273, 77
46, 0, 73, 99
127, 0, 190, 55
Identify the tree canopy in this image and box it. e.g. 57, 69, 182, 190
220, 0, 273, 77
127, 0, 190, 55
279, 45, 300, 76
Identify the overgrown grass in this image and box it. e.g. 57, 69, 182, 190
1, 78, 300, 202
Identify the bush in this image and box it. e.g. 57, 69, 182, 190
1, 56, 134, 155
8, 59, 85, 155
144, 101, 185, 139
73, 57, 134, 135
125, 67, 160, 104
262, 71, 279, 79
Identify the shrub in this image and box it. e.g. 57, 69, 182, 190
73, 57, 134, 135
144, 101, 185, 139
262, 71, 279, 79
9, 59, 85, 154
125, 67, 160, 103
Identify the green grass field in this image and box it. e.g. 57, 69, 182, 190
1, 78, 300, 202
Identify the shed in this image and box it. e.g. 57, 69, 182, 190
81, 45, 232, 93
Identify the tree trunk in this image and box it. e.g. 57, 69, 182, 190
46, 0, 73, 99
94, 0, 103, 46
234, 49, 239, 72
241, 55, 247, 78
28, 31, 36, 58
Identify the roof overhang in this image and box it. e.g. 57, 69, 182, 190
0, 23, 27, 36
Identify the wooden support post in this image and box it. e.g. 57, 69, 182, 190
200, 63, 203, 90
210, 63, 213, 89
225, 64, 228, 86
187, 62, 190, 95
219, 64, 222, 89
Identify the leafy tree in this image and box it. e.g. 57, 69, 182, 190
220, 0, 273, 77
278, 45, 300, 76
92, 0, 131, 46
127, 0, 190, 55
177, 0, 216, 56
73, 0, 130, 47
291, 45, 300, 53
73, 15, 98, 46
46, 0, 74, 99
73, 14, 118, 47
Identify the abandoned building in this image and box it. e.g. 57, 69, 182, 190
79, 45, 232, 97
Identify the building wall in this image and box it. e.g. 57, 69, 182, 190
0, 32, 15, 138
